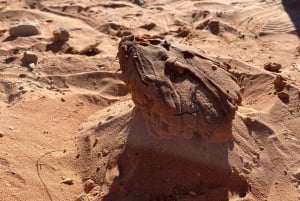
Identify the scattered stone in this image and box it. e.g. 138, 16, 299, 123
133, 0, 144, 6
9, 21, 40, 37
84, 179, 95, 193
208, 20, 220, 35
140, 22, 156, 31
264, 62, 282, 72
102, 148, 110, 157
4, 56, 17, 64
21, 51, 38, 66
0, 131, 4, 137
242, 167, 251, 174
79, 42, 101, 56
61, 177, 73, 185
277, 91, 289, 102
175, 27, 190, 37
274, 75, 286, 91
61, 98, 65, 102
92, 138, 99, 147
116, 30, 133, 38
75, 193, 88, 201
9, 127, 14, 130
292, 168, 300, 180
19, 73, 27, 78
52, 28, 70, 42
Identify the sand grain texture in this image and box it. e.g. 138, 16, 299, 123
1, 0, 300, 201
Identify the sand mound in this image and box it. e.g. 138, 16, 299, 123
76, 36, 300, 201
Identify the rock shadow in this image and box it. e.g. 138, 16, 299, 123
282, 0, 300, 37
102, 109, 250, 201
2, 36, 17, 42
46, 41, 68, 53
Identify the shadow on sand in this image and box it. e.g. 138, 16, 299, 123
282, 0, 300, 37
102, 109, 250, 201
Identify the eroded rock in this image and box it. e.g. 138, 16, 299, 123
274, 75, 286, 91
9, 21, 40, 37
208, 20, 220, 35
84, 179, 96, 193
118, 35, 241, 142
53, 28, 70, 42
264, 62, 281, 72
21, 51, 38, 66
292, 168, 300, 180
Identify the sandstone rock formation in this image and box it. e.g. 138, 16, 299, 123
118, 35, 241, 142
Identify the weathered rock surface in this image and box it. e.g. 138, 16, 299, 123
21, 51, 38, 66
264, 62, 282, 72
118, 35, 241, 142
53, 28, 70, 42
9, 21, 40, 37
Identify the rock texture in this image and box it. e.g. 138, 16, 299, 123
9, 21, 40, 37
118, 35, 241, 142
21, 51, 38, 66
53, 27, 70, 42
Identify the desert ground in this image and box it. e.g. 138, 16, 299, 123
1, 0, 300, 201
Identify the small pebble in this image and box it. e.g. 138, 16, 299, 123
264, 62, 281, 72
102, 148, 110, 157
75, 193, 88, 201
0, 131, 4, 137
61, 177, 73, 185
53, 28, 70, 42
21, 51, 38, 66
242, 167, 251, 174
292, 168, 300, 180
84, 179, 95, 193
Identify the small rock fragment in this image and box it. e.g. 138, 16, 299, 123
0, 131, 4, 137
76, 193, 88, 201
208, 20, 220, 35
292, 168, 300, 180
21, 51, 38, 66
277, 91, 289, 102
264, 62, 281, 72
102, 148, 110, 157
19, 73, 27, 78
61, 177, 73, 185
79, 42, 101, 55
9, 21, 40, 37
242, 167, 251, 174
133, 0, 144, 6
84, 179, 95, 193
274, 75, 286, 91
53, 28, 70, 42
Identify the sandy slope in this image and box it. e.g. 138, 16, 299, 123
0, 0, 300, 200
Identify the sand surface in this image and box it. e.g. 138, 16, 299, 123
1, 0, 300, 201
